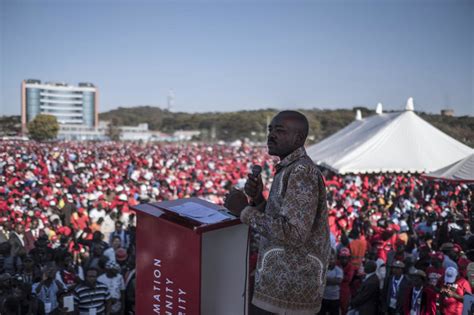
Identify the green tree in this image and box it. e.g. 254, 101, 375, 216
27, 114, 59, 141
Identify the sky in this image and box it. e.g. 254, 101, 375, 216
1, 0, 473, 116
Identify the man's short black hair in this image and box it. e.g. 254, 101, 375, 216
364, 260, 377, 273
86, 266, 99, 275
277, 110, 309, 140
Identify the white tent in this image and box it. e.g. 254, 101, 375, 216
306, 100, 473, 174
423, 153, 474, 183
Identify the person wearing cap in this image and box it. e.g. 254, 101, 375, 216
382, 260, 411, 315
440, 266, 472, 315
402, 269, 437, 315
350, 260, 380, 315
426, 252, 445, 288
98, 261, 125, 315
337, 247, 356, 315
115, 248, 128, 271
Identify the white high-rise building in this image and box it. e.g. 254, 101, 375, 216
21, 79, 98, 133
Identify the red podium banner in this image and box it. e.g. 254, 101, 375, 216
132, 197, 248, 315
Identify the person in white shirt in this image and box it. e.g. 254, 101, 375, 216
319, 252, 343, 315
89, 206, 106, 224
97, 261, 125, 315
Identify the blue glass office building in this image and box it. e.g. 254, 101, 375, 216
21, 80, 98, 133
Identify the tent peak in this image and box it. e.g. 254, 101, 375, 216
406, 97, 415, 111
376, 103, 383, 114
355, 109, 362, 120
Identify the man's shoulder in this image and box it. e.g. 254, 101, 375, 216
367, 274, 379, 283
74, 283, 89, 293
75, 282, 108, 293
290, 155, 320, 176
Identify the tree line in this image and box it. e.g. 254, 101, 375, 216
0, 107, 472, 147
99, 106, 474, 146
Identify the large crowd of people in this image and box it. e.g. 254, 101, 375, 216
0, 140, 472, 314
319, 174, 473, 315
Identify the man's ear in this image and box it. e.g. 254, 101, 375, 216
294, 132, 305, 147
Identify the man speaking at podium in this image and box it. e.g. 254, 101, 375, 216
240, 111, 330, 315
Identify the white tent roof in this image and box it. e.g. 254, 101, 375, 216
423, 153, 474, 183
306, 110, 473, 174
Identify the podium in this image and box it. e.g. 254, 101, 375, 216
131, 197, 249, 315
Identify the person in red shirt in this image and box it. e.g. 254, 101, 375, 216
426, 252, 445, 289
403, 269, 437, 315
337, 247, 356, 315
440, 267, 472, 315
71, 208, 89, 231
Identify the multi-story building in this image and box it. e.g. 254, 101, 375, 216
21, 79, 98, 133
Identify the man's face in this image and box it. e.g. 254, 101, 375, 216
448, 250, 458, 261
267, 114, 301, 159
93, 232, 102, 241
392, 267, 403, 277
112, 238, 121, 249
1, 222, 10, 231
412, 275, 424, 287
15, 224, 24, 234
86, 270, 98, 286
115, 223, 122, 232
339, 256, 349, 266
106, 268, 117, 277
45, 266, 56, 279
64, 256, 73, 268
31, 219, 38, 229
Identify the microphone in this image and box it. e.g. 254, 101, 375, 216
251, 165, 262, 178
249, 165, 263, 208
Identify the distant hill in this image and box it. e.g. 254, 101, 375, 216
1, 108, 472, 147
99, 106, 474, 146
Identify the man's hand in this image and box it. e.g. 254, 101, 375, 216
223, 189, 248, 216
244, 173, 264, 206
